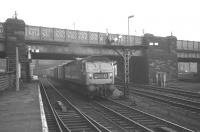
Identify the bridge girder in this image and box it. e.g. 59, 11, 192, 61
27, 41, 145, 60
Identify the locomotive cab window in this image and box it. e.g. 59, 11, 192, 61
86, 63, 99, 71
100, 63, 113, 71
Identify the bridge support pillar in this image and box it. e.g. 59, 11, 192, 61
197, 62, 200, 81
129, 56, 148, 84
4, 18, 31, 82
144, 34, 178, 84
116, 57, 124, 83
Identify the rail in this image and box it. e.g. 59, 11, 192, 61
43, 79, 103, 132
40, 82, 70, 131
108, 99, 194, 132
131, 88, 200, 113
133, 84, 200, 99
95, 101, 153, 131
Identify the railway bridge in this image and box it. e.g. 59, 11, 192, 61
0, 18, 200, 85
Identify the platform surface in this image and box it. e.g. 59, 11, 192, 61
0, 82, 42, 132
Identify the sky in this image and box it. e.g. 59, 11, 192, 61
0, 0, 200, 41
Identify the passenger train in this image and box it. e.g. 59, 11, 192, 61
47, 56, 118, 98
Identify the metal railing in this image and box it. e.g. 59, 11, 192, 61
177, 40, 200, 51
1, 22, 200, 52
177, 40, 200, 58
25, 25, 143, 46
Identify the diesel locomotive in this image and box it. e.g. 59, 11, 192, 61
47, 56, 118, 98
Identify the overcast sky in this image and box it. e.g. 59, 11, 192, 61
0, 0, 200, 41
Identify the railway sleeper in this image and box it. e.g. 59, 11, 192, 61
61, 119, 85, 123
70, 127, 92, 131
64, 122, 89, 127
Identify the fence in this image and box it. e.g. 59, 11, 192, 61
0, 72, 15, 92
177, 40, 200, 51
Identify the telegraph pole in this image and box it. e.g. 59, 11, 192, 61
105, 34, 135, 98
124, 15, 134, 97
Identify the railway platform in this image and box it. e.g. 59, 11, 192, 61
0, 82, 44, 132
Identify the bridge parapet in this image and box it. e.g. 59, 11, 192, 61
177, 40, 200, 59
25, 25, 143, 46
177, 40, 200, 51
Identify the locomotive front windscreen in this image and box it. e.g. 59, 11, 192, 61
86, 61, 114, 84
86, 62, 113, 72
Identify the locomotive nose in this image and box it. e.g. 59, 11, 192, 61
88, 85, 96, 92
109, 85, 116, 92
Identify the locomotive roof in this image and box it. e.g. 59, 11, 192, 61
62, 56, 112, 67
81, 56, 111, 62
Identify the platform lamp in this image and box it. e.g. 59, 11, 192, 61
29, 48, 40, 76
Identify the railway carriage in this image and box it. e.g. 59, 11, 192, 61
47, 68, 55, 78
58, 65, 64, 80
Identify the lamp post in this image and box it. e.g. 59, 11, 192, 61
128, 15, 134, 45
29, 48, 40, 77
123, 15, 134, 97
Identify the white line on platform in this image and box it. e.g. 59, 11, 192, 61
38, 85, 49, 132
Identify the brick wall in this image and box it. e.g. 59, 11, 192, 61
144, 34, 178, 83
4, 18, 30, 81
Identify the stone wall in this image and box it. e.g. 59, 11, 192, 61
129, 56, 148, 84
144, 34, 178, 83
4, 18, 30, 81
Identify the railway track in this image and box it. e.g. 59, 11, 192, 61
115, 80, 200, 100
47, 79, 195, 132
132, 84, 200, 101
40, 81, 69, 132
53, 85, 150, 131
116, 84, 200, 113
96, 99, 194, 132
47, 79, 147, 132
40, 79, 108, 132
129, 87, 200, 113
